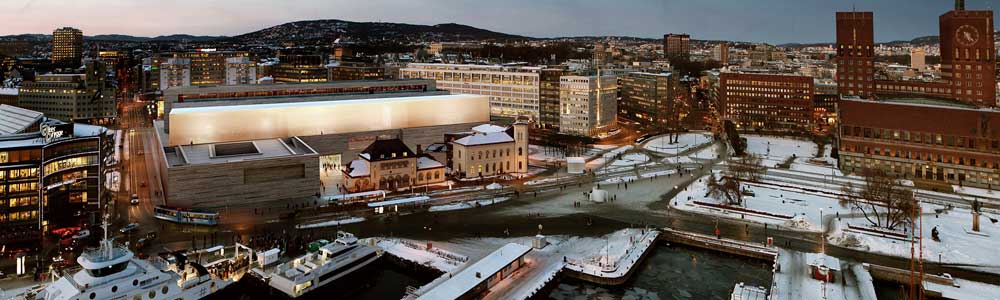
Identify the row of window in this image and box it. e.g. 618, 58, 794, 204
842, 143, 996, 169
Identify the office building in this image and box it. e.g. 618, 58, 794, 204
719, 72, 814, 132
159, 58, 191, 90
0, 88, 16, 107
225, 56, 257, 85
274, 52, 328, 83
911, 48, 926, 69
559, 74, 618, 137
18, 60, 116, 123
663, 33, 691, 57
620, 72, 685, 130
51, 27, 83, 68
538, 67, 568, 129
0, 105, 113, 249
939, 3, 996, 106
154, 80, 491, 208
400, 63, 541, 121
839, 97, 1000, 189
144, 50, 250, 92
327, 61, 387, 81
835, 12, 875, 98
449, 122, 529, 179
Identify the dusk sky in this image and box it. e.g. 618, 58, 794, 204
3, 0, 998, 43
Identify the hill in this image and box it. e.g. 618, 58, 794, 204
232, 19, 529, 44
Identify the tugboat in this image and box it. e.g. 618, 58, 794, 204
260, 231, 383, 298
20, 221, 250, 300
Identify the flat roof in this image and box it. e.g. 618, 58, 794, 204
417, 243, 532, 300
168, 137, 316, 167
841, 96, 990, 112
0, 105, 43, 135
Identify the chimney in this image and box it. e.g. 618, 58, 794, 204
955, 0, 965, 10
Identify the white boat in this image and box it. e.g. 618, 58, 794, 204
19, 223, 250, 300
263, 232, 383, 298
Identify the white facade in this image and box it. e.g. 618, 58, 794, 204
225, 57, 258, 85
400, 63, 541, 120
559, 74, 618, 137
167, 94, 490, 146
159, 58, 191, 90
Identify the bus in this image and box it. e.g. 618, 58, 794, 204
153, 205, 220, 226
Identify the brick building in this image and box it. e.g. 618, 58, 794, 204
719, 72, 814, 132
835, 12, 874, 98
838, 97, 1000, 188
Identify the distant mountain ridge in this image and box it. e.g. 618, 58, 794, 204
0, 33, 222, 42
232, 19, 528, 43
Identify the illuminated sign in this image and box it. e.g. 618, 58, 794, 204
40, 123, 66, 143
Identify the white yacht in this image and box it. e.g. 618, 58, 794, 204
263, 232, 383, 298
21, 224, 250, 300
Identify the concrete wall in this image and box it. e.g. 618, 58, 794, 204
166, 154, 320, 209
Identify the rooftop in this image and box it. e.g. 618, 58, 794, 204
452, 131, 514, 146
0, 105, 43, 135
417, 243, 532, 300
167, 137, 317, 167
842, 96, 989, 112
361, 138, 415, 162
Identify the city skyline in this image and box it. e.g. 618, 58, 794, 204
4, 0, 999, 44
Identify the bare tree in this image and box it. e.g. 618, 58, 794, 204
839, 168, 918, 230
706, 173, 743, 206
729, 154, 765, 182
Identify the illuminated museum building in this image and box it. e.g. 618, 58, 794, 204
0, 105, 113, 249
154, 80, 492, 208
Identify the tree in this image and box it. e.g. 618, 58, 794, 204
729, 154, 765, 182
839, 169, 918, 230
706, 173, 743, 206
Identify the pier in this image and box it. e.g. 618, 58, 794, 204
659, 227, 777, 261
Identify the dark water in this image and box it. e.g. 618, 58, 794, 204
220, 259, 435, 300
544, 245, 774, 300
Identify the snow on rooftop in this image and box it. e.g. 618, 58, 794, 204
472, 124, 508, 133
345, 159, 370, 177
453, 131, 514, 146
417, 243, 531, 300
417, 156, 444, 170
0, 88, 18, 96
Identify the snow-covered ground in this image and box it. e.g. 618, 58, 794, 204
373, 238, 469, 273
643, 133, 713, 155
610, 153, 650, 167
828, 203, 1000, 272
741, 135, 817, 167
672, 173, 854, 232
429, 197, 511, 212
528, 145, 604, 163
295, 217, 365, 229
689, 143, 722, 160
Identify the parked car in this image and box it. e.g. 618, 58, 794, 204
120, 223, 140, 234
72, 229, 90, 240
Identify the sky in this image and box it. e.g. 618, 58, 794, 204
2, 0, 998, 44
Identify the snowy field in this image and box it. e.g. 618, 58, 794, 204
828, 204, 1000, 272
643, 132, 713, 155
688, 143, 722, 160
741, 135, 817, 167
672, 174, 854, 232
610, 153, 650, 167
